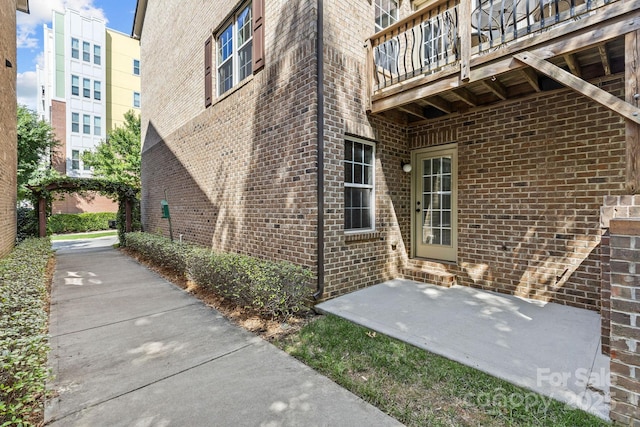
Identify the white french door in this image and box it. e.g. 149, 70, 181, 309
412, 144, 458, 261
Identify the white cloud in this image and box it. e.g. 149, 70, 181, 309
17, 71, 38, 111
16, 0, 107, 48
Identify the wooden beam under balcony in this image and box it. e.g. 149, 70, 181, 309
514, 51, 640, 125
625, 31, 640, 194
564, 54, 582, 77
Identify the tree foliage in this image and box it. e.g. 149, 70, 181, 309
82, 110, 141, 189
17, 105, 57, 200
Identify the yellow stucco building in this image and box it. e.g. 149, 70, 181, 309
106, 29, 141, 131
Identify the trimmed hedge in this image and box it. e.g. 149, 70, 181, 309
124, 232, 313, 319
47, 212, 116, 234
0, 238, 53, 425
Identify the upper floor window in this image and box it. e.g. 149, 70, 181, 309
71, 150, 80, 170
83, 78, 91, 98
83, 114, 91, 134
94, 116, 102, 136
133, 92, 141, 108
71, 38, 79, 59
94, 45, 101, 65
344, 137, 375, 232
71, 113, 79, 133
374, 0, 399, 72
217, 2, 253, 96
94, 81, 101, 100
133, 59, 140, 75
83, 41, 91, 62
71, 75, 79, 96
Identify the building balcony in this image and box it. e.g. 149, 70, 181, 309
366, 0, 640, 123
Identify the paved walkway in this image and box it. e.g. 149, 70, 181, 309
46, 239, 401, 426
316, 279, 610, 420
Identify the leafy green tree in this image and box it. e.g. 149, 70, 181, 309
82, 110, 141, 189
17, 105, 57, 200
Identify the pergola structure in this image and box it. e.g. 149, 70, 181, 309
28, 178, 137, 237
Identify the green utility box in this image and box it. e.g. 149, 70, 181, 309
161, 200, 170, 218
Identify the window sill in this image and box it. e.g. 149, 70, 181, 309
345, 231, 382, 242
211, 75, 254, 107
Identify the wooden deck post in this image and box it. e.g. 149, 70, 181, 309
125, 198, 132, 233
38, 196, 46, 238
459, 0, 471, 82
626, 30, 640, 194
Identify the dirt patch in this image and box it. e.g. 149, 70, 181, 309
119, 247, 314, 341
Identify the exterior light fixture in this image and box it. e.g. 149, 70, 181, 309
401, 161, 412, 173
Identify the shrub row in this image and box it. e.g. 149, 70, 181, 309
0, 238, 53, 425
47, 212, 116, 234
124, 232, 313, 319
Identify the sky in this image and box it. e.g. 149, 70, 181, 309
16, 0, 138, 111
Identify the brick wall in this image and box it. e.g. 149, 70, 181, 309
601, 196, 640, 355
406, 80, 626, 311
141, 0, 320, 268
140, 0, 626, 313
609, 218, 640, 424
50, 100, 67, 174
0, 0, 17, 257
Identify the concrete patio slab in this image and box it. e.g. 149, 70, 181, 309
316, 278, 610, 420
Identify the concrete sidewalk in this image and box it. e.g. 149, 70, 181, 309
316, 279, 610, 420
46, 240, 401, 426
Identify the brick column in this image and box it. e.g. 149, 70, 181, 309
609, 218, 640, 424
601, 196, 640, 355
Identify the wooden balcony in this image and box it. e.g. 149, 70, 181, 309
366, 0, 640, 124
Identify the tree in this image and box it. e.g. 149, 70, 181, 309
82, 110, 141, 189
17, 105, 58, 200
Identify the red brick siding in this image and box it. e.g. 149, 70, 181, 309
0, 0, 17, 256
609, 218, 640, 425
141, 1, 319, 269
407, 79, 626, 311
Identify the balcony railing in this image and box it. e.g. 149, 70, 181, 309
367, 0, 616, 92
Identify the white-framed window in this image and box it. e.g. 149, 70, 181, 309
217, 2, 253, 96
82, 41, 90, 62
344, 136, 375, 232
71, 113, 79, 133
374, 0, 399, 72
83, 151, 91, 170
94, 116, 101, 136
83, 114, 90, 134
133, 59, 140, 75
71, 150, 80, 170
94, 45, 101, 65
71, 75, 79, 96
71, 38, 79, 59
94, 81, 101, 100
83, 78, 91, 98
133, 92, 141, 108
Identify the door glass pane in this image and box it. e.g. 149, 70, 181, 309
421, 154, 453, 247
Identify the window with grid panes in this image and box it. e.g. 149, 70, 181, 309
71, 38, 79, 59
217, 2, 252, 95
83, 41, 90, 62
71, 113, 79, 133
344, 137, 375, 231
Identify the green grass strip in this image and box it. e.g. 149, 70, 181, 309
51, 230, 117, 241
275, 315, 608, 427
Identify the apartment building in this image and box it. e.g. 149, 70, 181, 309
133, 1, 640, 421
38, 9, 140, 213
